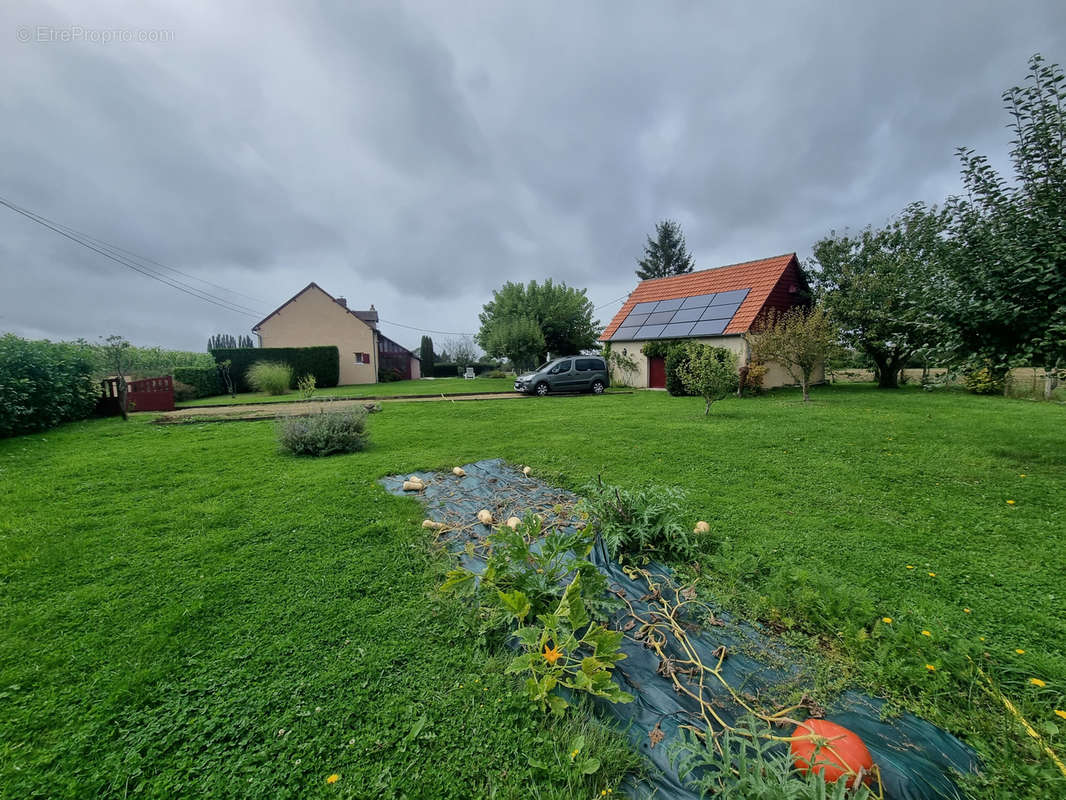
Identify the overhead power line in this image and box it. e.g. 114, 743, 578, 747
594, 292, 631, 311
0, 196, 268, 318
377, 317, 476, 337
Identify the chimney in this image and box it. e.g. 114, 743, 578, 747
336, 297, 347, 308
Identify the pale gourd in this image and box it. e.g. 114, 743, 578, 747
477, 509, 494, 525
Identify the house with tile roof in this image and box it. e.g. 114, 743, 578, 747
252, 282, 420, 385
599, 253, 821, 389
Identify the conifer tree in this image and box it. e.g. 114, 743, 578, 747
636, 220, 696, 280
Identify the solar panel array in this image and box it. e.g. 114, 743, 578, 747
609, 288, 750, 340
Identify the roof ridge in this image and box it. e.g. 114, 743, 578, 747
637, 252, 796, 284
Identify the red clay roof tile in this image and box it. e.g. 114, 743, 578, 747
600, 253, 798, 341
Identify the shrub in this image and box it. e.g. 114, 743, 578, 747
0, 335, 99, 437
378, 367, 403, 382
677, 343, 739, 414
209, 346, 339, 392
277, 406, 370, 456
247, 361, 293, 395
297, 374, 316, 400
578, 478, 700, 561
963, 366, 1005, 395
482, 369, 508, 378
172, 365, 221, 398
172, 380, 198, 402
737, 361, 767, 397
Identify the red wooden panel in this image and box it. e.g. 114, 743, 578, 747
126, 375, 174, 412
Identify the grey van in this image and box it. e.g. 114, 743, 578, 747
514, 356, 610, 396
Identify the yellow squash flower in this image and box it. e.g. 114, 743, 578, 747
928, 572, 937, 577
1006, 499, 1016, 505
1016, 649, 1026, 655
882, 617, 893, 624
1030, 678, 1047, 687
326, 774, 340, 784
921, 630, 932, 637
1055, 710, 1066, 720
925, 664, 936, 671
543, 643, 563, 665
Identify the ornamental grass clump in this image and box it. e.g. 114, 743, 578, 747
247, 361, 293, 395
277, 406, 369, 456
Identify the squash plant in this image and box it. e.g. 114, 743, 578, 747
505, 574, 633, 714
441, 516, 631, 713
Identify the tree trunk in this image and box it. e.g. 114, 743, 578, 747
117, 376, 129, 421
801, 377, 810, 403
874, 355, 899, 388
704, 397, 712, 415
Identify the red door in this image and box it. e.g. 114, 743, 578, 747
648, 357, 666, 388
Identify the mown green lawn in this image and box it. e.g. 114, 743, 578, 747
176, 376, 518, 407
1, 385, 1064, 798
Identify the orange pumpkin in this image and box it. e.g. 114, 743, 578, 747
790, 719, 874, 785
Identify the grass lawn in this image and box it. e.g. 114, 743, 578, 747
176, 376, 518, 407
2, 385, 1064, 797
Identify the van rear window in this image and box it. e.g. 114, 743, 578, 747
576, 358, 605, 371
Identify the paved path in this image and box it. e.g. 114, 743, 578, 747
155, 392, 530, 422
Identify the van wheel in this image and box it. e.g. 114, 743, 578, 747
591, 380, 605, 395
535, 382, 550, 397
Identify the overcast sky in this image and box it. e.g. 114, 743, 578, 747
1, 1, 1063, 353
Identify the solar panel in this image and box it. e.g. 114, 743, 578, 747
710, 288, 749, 305
646, 311, 675, 325
653, 298, 684, 312
661, 322, 696, 337
680, 293, 717, 309
670, 307, 703, 324
699, 303, 740, 321
635, 324, 667, 339
690, 319, 729, 336
608, 286, 752, 341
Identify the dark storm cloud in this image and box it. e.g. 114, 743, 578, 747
1, 0, 1063, 350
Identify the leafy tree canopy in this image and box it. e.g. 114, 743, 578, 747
676, 343, 738, 415
478, 316, 545, 371
477, 279, 598, 366
942, 53, 1066, 379
746, 306, 835, 402
810, 203, 950, 388
636, 220, 695, 280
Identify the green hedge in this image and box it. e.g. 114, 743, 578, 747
430, 362, 496, 378
0, 334, 100, 438
172, 366, 221, 398
209, 347, 339, 393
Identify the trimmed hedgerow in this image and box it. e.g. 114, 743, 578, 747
277, 406, 370, 456
172, 366, 221, 399
209, 346, 339, 392
0, 334, 99, 438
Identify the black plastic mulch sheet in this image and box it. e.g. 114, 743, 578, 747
380, 459, 979, 800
